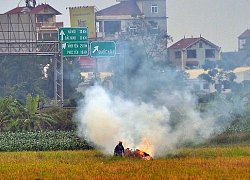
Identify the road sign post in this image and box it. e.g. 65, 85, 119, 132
58, 27, 89, 57
58, 27, 88, 42
57, 27, 89, 107
61, 42, 89, 56
90, 41, 116, 57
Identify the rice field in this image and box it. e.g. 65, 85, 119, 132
0, 147, 249, 180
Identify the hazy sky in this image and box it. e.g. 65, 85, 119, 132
1, 0, 250, 52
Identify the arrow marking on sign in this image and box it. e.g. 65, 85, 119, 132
62, 43, 66, 49
60, 30, 65, 41
92, 46, 99, 53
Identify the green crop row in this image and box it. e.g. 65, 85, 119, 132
0, 130, 93, 152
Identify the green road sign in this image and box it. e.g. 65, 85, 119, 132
61, 42, 89, 57
58, 27, 88, 42
90, 41, 116, 57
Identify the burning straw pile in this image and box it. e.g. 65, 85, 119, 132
124, 148, 153, 160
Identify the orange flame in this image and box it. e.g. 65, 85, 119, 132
138, 137, 153, 157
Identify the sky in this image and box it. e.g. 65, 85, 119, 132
1, 0, 250, 52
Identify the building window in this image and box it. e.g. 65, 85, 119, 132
205, 49, 215, 58
129, 26, 137, 35
43, 33, 50, 38
199, 42, 203, 48
148, 21, 158, 34
151, 4, 158, 13
104, 21, 121, 33
187, 50, 197, 58
175, 51, 181, 59
51, 33, 57, 39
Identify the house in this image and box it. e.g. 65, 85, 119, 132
185, 67, 250, 95
95, 0, 167, 40
221, 29, 250, 67
4, 2, 63, 40
238, 29, 250, 51
168, 36, 221, 70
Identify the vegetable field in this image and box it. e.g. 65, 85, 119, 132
0, 130, 92, 151
0, 148, 249, 179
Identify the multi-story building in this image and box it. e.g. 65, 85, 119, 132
95, 0, 167, 40
168, 36, 221, 70
238, 29, 250, 51
222, 29, 250, 67
4, 2, 63, 40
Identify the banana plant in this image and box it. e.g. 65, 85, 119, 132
7, 94, 56, 131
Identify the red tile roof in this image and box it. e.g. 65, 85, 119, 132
4, 4, 61, 15
4, 7, 25, 14
168, 37, 219, 49
238, 29, 250, 38
30, 4, 61, 15
96, 1, 141, 16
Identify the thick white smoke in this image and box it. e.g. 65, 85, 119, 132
74, 83, 217, 158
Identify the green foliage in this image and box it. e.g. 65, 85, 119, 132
199, 59, 238, 93
0, 96, 15, 132
208, 131, 250, 144
0, 94, 56, 132
26, 93, 39, 114
0, 56, 49, 102
40, 107, 76, 131
0, 130, 93, 151
0, 54, 83, 103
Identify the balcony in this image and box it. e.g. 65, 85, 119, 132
36, 22, 63, 29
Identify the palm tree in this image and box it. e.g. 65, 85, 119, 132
6, 94, 56, 131
0, 96, 16, 132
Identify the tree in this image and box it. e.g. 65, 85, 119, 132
198, 59, 237, 93
0, 55, 49, 102
0, 56, 43, 86
6, 94, 56, 131
0, 96, 17, 132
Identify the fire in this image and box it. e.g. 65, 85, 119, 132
124, 138, 153, 160
124, 148, 153, 160
138, 137, 153, 157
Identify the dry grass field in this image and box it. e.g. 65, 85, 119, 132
0, 147, 249, 180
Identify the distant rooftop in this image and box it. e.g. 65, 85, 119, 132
238, 29, 250, 38
96, 0, 141, 16
4, 3, 61, 15
168, 37, 220, 50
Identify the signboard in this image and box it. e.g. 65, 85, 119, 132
78, 56, 96, 69
58, 27, 88, 42
58, 27, 89, 57
61, 42, 89, 56
69, 6, 96, 38
90, 41, 116, 57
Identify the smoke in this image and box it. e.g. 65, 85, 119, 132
73, 43, 239, 158
74, 80, 221, 158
